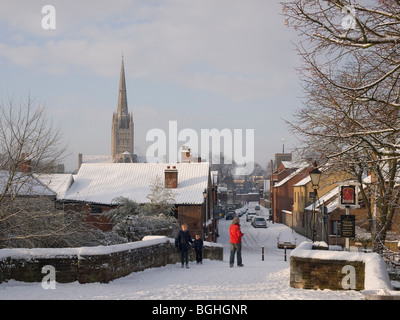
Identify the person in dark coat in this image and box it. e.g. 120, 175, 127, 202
193, 233, 204, 264
175, 223, 193, 268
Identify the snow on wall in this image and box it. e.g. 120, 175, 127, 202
0, 236, 223, 261
0, 236, 224, 284
0, 237, 171, 260
291, 242, 392, 291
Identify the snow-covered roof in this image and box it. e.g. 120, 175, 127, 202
217, 186, 228, 192
36, 174, 74, 199
61, 162, 210, 205
274, 164, 310, 188
280, 160, 308, 169
293, 175, 311, 187
81, 154, 113, 164
280, 161, 297, 169
305, 187, 339, 213
81, 154, 166, 164
0, 170, 56, 197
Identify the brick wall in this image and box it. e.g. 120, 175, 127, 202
0, 237, 223, 284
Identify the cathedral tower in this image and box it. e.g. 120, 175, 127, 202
111, 56, 134, 162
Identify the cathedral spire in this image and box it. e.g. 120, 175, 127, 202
117, 55, 129, 128
112, 56, 134, 162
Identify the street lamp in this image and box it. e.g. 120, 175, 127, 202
309, 167, 322, 190
203, 189, 208, 238
125, 215, 133, 242
309, 165, 321, 242
203, 189, 208, 219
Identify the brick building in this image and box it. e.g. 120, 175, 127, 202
271, 160, 310, 223
59, 162, 216, 241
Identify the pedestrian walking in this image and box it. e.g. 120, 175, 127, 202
229, 217, 244, 267
193, 233, 204, 264
175, 223, 193, 268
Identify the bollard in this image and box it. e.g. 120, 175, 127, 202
262, 246, 264, 261
284, 246, 287, 262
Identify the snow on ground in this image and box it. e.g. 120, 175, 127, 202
0, 206, 366, 300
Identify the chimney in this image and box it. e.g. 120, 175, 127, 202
165, 165, 178, 188
78, 153, 83, 170
18, 153, 32, 173
181, 146, 192, 163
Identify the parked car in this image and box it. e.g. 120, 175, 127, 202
252, 217, 267, 228
246, 211, 257, 222
277, 231, 297, 249
225, 211, 235, 220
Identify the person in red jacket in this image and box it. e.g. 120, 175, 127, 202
229, 217, 244, 267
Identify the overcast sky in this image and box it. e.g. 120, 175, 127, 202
0, 0, 303, 172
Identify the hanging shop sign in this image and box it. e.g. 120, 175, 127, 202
338, 182, 360, 209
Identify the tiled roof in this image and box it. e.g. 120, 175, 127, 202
61, 162, 210, 205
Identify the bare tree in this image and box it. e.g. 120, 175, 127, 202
0, 95, 86, 248
287, 63, 400, 252
283, 0, 400, 253
282, 0, 400, 109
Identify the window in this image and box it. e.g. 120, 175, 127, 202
90, 205, 102, 214
331, 221, 340, 235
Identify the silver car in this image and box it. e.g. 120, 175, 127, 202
252, 217, 267, 228
246, 211, 257, 222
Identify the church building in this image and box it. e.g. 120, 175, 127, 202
111, 56, 135, 163
78, 56, 136, 168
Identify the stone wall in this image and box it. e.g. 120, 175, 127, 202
290, 242, 392, 292
290, 256, 365, 290
0, 237, 223, 284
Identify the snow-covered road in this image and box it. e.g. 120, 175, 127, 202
0, 206, 365, 300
